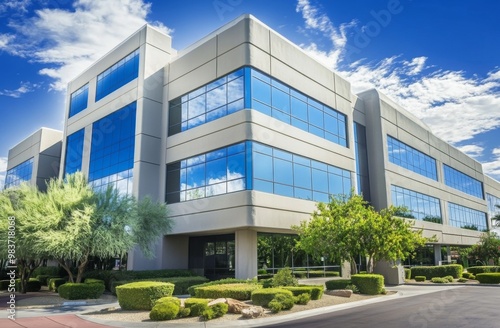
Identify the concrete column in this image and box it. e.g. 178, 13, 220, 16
162, 235, 189, 270
341, 261, 351, 279
434, 245, 442, 265
235, 230, 257, 279
446, 245, 452, 263
127, 239, 163, 270
374, 260, 404, 285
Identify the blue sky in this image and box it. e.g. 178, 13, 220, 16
1, 0, 500, 189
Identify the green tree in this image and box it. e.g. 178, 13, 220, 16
0, 186, 45, 293
0, 173, 173, 284
492, 204, 500, 228
470, 231, 500, 265
293, 194, 428, 273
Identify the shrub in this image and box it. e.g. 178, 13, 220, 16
187, 278, 253, 296
444, 276, 454, 283
178, 307, 191, 318
282, 286, 313, 297
33, 266, 61, 277
295, 293, 311, 305
410, 265, 463, 279
194, 283, 262, 300
458, 278, 468, 283
307, 271, 340, 278
184, 298, 209, 317
299, 284, 323, 300
251, 288, 293, 307
149, 301, 180, 321
48, 278, 67, 292
116, 281, 175, 310
359, 271, 367, 274
268, 293, 295, 312
36, 275, 56, 286
345, 284, 359, 294
155, 296, 181, 307
467, 266, 500, 275
415, 276, 426, 282
325, 279, 351, 290
462, 272, 472, 279
84, 278, 105, 286
202, 303, 228, 321
404, 268, 411, 280
258, 269, 268, 275
272, 267, 298, 287
351, 274, 384, 295
58, 283, 105, 300
476, 273, 500, 284
15, 278, 42, 292
261, 278, 274, 288
431, 277, 448, 283
111, 276, 208, 295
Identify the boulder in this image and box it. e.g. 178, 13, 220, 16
241, 306, 264, 318
208, 298, 227, 307
327, 289, 352, 298
227, 298, 251, 314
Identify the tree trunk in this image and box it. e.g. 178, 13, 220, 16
350, 259, 357, 275
58, 259, 75, 283
76, 257, 89, 283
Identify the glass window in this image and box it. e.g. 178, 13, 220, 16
96, 49, 140, 101
4, 158, 34, 189
69, 84, 89, 117
448, 202, 488, 231
354, 123, 371, 201
387, 135, 437, 181
391, 185, 442, 222
486, 193, 500, 219
64, 129, 85, 176
168, 67, 348, 149
88, 102, 136, 195
443, 165, 484, 199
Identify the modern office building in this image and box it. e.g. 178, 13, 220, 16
5, 128, 62, 191
6, 15, 500, 280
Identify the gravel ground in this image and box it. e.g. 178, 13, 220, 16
83, 293, 387, 324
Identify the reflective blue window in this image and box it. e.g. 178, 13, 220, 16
391, 185, 442, 222
252, 142, 351, 201
89, 102, 136, 194
448, 202, 488, 231
166, 142, 247, 203
64, 129, 84, 176
69, 84, 89, 117
443, 165, 484, 199
486, 193, 500, 219
387, 135, 437, 181
4, 158, 33, 189
95, 49, 140, 102
354, 123, 370, 201
168, 67, 348, 148
166, 141, 352, 203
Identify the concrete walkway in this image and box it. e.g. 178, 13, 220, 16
0, 283, 474, 328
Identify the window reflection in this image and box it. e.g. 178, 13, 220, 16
387, 135, 437, 181
4, 158, 34, 189
448, 202, 487, 231
391, 185, 442, 222
443, 165, 484, 199
96, 49, 140, 101
64, 129, 85, 176
69, 84, 89, 117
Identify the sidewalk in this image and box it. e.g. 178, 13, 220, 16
0, 283, 468, 328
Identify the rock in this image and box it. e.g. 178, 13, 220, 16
327, 289, 352, 298
241, 306, 264, 318
208, 298, 227, 307
227, 298, 251, 314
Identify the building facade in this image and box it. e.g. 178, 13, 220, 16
6, 15, 500, 279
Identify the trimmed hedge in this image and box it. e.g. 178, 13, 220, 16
268, 293, 295, 312
462, 272, 474, 279
415, 276, 426, 282
15, 278, 42, 292
282, 285, 324, 300
184, 298, 209, 317
150, 298, 180, 321
84, 278, 105, 285
410, 265, 463, 279
188, 278, 256, 296
467, 266, 500, 275
444, 276, 454, 283
202, 302, 229, 321
58, 282, 105, 300
404, 268, 411, 280
351, 274, 384, 295
294, 270, 340, 278
116, 281, 175, 310
251, 288, 294, 307
111, 276, 208, 295
325, 279, 351, 290
33, 266, 62, 277
36, 275, 57, 286
431, 277, 448, 284
194, 283, 262, 300
476, 273, 500, 284
48, 278, 67, 292
84, 269, 196, 291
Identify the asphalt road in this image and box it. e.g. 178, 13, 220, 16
262, 286, 499, 328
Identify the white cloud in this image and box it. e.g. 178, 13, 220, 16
2, 0, 173, 91
483, 148, 500, 181
456, 144, 484, 159
0, 81, 39, 98
0, 0, 31, 14
295, 0, 500, 147
0, 157, 7, 190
